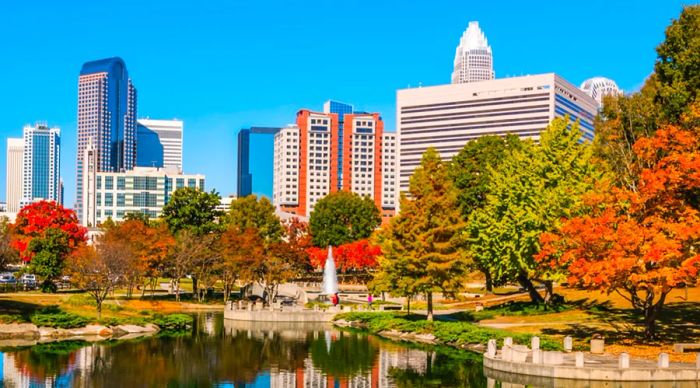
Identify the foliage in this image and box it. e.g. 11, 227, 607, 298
30, 307, 90, 329
335, 312, 561, 350
226, 195, 283, 242
161, 187, 222, 235
654, 5, 700, 123
0, 216, 18, 271
309, 191, 381, 247
26, 228, 71, 292
373, 149, 469, 320
219, 226, 265, 303
537, 123, 700, 339
308, 239, 381, 272
11, 200, 86, 263
168, 230, 216, 301
66, 242, 130, 319
152, 313, 193, 331
467, 119, 601, 303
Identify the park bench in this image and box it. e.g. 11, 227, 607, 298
673, 343, 700, 353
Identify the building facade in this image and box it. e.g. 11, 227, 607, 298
5, 138, 24, 212
397, 73, 598, 193
21, 123, 61, 207
76, 57, 137, 223
451, 21, 494, 84
82, 143, 204, 226
273, 109, 396, 220
323, 100, 354, 190
136, 119, 184, 171
580, 77, 621, 107
236, 127, 280, 198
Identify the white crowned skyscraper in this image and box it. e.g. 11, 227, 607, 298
451, 21, 494, 84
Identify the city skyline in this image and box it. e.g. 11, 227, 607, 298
0, 1, 687, 208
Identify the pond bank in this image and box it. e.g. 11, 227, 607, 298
0, 322, 159, 346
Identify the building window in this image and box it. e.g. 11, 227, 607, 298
117, 177, 125, 190
105, 176, 113, 190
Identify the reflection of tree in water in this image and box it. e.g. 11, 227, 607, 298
310, 331, 379, 378
5, 341, 84, 383
388, 348, 485, 387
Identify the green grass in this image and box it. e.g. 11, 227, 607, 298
335, 312, 562, 350
30, 306, 90, 329
152, 313, 192, 330
471, 301, 573, 321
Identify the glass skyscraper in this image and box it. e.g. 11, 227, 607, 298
21, 123, 61, 206
76, 57, 136, 223
236, 127, 279, 198
323, 100, 354, 190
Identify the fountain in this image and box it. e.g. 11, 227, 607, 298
321, 246, 339, 296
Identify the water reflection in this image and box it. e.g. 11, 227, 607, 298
0, 313, 485, 387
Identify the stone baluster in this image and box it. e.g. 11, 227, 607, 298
503, 337, 513, 347
563, 336, 573, 352
619, 353, 630, 369
531, 336, 540, 351
658, 353, 669, 368
486, 339, 497, 358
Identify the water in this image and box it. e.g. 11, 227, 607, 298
0, 313, 486, 387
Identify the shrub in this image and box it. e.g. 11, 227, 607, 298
30, 307, 90, 329
153, 314, 192, 331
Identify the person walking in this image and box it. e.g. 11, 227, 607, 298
367, 294, 373, 310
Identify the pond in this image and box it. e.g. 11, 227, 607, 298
0, 313, 488, 387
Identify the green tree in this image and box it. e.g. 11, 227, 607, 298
26, 228, 71, 292
161, 188, 222, 235
309, 191, 381, 247
374, 148, 469, 321
655, 5, 700, 123
468, 118, 600, 303
226, 195, 283, 242
448, 134, 522, 291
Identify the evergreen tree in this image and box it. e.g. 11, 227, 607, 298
374, 148, 469, 320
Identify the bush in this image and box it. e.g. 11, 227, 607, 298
30, 307, 90, 329
335, 312, 562, 350
0, 314, 24, 323
153, 314, 192, 331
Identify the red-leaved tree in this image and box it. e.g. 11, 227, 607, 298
11, 201, 86, 262
308, 239, 381, 273
536, 124, 700, 339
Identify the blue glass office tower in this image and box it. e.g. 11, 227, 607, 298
323, 100, 353, 190
76, 57, 136, 223
136, 123, 164, 168
236, 127, 279, 198
21, 123, 61, 205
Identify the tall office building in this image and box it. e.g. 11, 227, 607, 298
580, 77, 621, 106
397, 73, 598, 194
136, 119, 183, 171
323, 100, 354, 190
76, 57, 137, 223
21, 123, 61, 206
273, 109, 396, 220
452, 21, 494, 84
236, 127, 279, 198
5, 138, 24, 212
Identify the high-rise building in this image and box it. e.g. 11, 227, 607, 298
21, 123, 61, 207
323, 100, 354, 190
397, 73, 598, 194
5, 138, 24, 212
580, 77, 621, 107
236, 127, 279, 198
272, 109, 396, 220
136, 119, 184, 171
452, 21, 494, 84
82, 141, 205, 226
76, 57, 137, 224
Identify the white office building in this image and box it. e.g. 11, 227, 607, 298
136, 119, 184, 172
397, 73, 598, 193
82, 142, 204, 226
580, 77, 621, 107
6, 138, 24, 212
451, 21, 494, 84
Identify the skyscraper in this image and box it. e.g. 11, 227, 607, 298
136, 119, 184, 171
5, 138, 24, 213
580, 77, 621, 107
21, 123, 61, 206
451, 21, 494, 84
76, 57, 137, 223
323, 100, 354, 190
236, 127, 279, 198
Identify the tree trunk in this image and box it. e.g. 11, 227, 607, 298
644, 292, 667, 340
426, 292, 434, 321
484, 270, 493, 293
406, 296, 411, 315
543, 280, 554, 306
96, 302, 102, 320
517, 273, 543, 303
192, 277, 199, 301
175, 279, 181, 302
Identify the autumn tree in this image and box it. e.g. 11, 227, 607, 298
308, 239, 381, 274
468, 119, 601, 303
67, 242, 130, 319
219, 226, 264, 303
537, 122, 700, 339
226, 195, 283, 242
11, 201, 86, 262
167, 230, 216, 301
374, 148, 469, 320
448, 134, 522, 290
0, 217, 18, 271
309, 191, 381, 248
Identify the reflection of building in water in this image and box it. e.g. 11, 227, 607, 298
0, 345, 97, 387
268, 347, 429, 388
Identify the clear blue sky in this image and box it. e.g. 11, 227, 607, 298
0, 0, 687, 208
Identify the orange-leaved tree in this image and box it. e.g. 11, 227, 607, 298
308, 239, 381, 273
219, 226, 265, 303
537, 123, 700, 339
